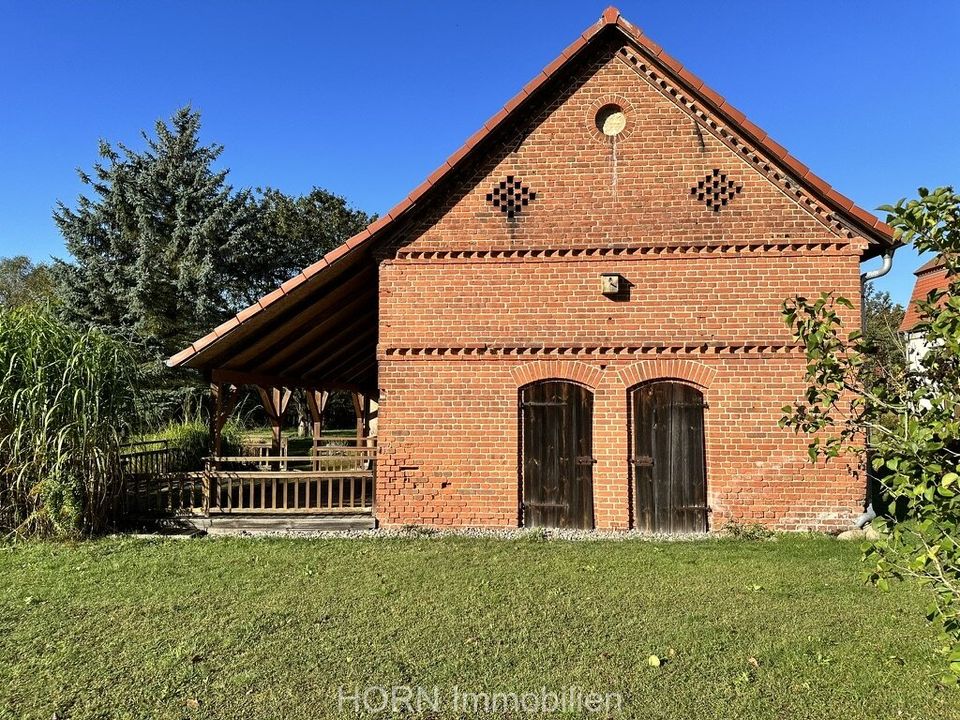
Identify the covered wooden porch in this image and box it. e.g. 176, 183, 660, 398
156, 245, 381, 530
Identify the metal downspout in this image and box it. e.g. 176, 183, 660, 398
856, 248, 896, 528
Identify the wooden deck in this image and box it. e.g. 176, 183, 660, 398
120, 439, 376, 529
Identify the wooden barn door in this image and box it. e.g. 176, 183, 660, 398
521, 381, 594, 529
632, 382, 707, 533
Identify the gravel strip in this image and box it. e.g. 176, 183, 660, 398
186, 526, 750, 542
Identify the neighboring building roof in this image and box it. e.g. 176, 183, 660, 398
900, 255, 950, 332
168, 6, 897, 373
914, 255, 945, 275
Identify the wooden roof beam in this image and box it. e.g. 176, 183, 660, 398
283, 308, 378, 375
222, 266, 374, 369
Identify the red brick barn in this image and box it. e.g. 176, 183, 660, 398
169, 9, 894, 533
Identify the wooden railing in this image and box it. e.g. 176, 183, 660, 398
206, 447, 376, 513
206, 443, 376, 514
119, 440, 205, 515
120, 437, 377, 516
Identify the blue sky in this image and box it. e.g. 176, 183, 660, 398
1, 1, 957, 305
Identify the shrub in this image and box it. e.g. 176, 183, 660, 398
154, 418, 243, 470
0, 306, 142, 536
722, 521, 775, 541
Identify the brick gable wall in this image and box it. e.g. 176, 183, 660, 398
373, 39, 866, 531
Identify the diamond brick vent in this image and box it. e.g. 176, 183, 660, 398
691, 169, 742, 212
486, 176, 536, 218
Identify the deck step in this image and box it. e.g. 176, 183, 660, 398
207, 513, 375, 533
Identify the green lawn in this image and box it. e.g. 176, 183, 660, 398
0, 534, 955, 719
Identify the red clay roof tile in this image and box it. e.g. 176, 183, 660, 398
901, 257, 949, 331
236, 303, 262, 323
697, 84, 725, 108
800, 170, 832, 197
168, 346, 196, 367
301, 257, 330, 279
718, 101, 747, 126
850, 204, 878, 227
560, 35, 588, 59
191, 333, 218, 354
875, 219, 893, 234
602, 6, 620, 23
408, 178, 434, 201
542, 53, 567, 77
463, 127, 487, 149
638, 34, 663, 57
783, 156, 810, 179
260, 287, 285, 306
425, 163, 451, 186
826, 188, 856, 212
521, 72, 549, 97
345, 229, 373, 249
763, 137, 789, 160
916, 255, 945, 274
322, 244, 351, 265
389, 196, 414, 216
213, 317, 239, 338
281, 272, 309, 292
677, 67, 705, 91
445, 141, 473, 167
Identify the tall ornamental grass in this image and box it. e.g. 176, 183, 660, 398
0, 306, 142, 536
147, 417, 244, 471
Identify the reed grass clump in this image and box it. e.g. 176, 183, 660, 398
0, 306, 142, 536
151, 417, 244, 470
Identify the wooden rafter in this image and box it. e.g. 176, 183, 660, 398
252, 290, 375, 372
191, 252, 369, 369
224, 267, 373, 369
287, 313, 377, 375
210, 368, 366, 394
339, 356, 378, 389
309, 341, 377, 386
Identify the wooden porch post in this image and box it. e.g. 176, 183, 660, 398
351, 391, 368, 445
210, 383, 223, 458
306, 390, 329, 455
210, 383, 240, 456
363, 394, 372, 441
258, 386, 292, 455
209, 382, 239, 511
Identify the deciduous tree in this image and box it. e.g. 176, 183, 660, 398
782, 186, 960, 683
0, 256, 55, 308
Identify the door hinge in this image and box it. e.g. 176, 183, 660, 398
575, 456, 598, 465
631, 456, 655, 467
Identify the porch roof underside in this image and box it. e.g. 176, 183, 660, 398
180, 250, 378, 394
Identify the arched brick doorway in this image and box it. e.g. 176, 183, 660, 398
631, 381, 708, 533
520, 380, 595, 529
